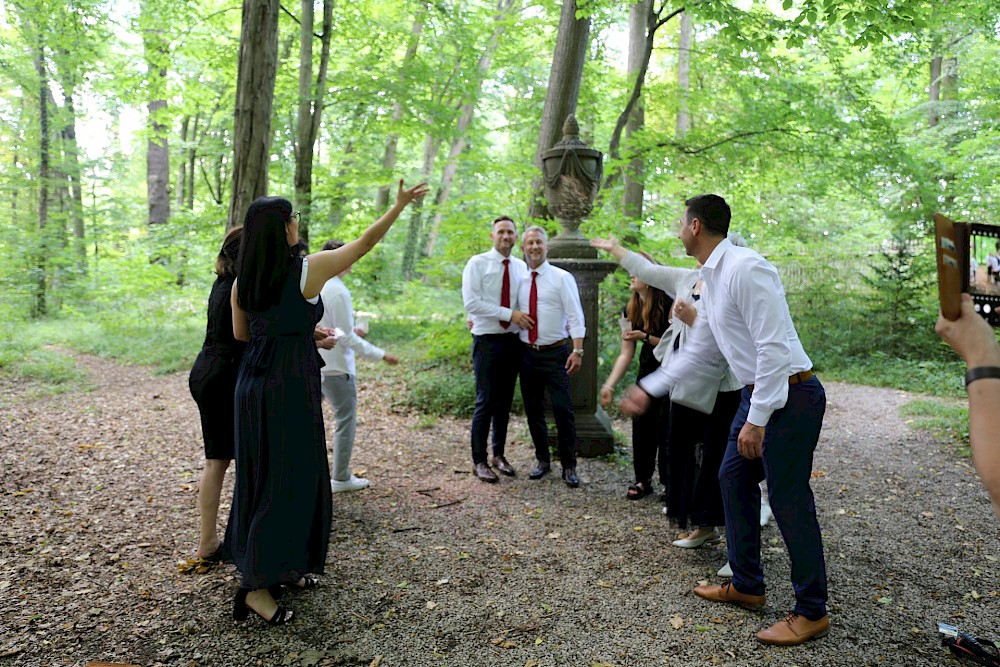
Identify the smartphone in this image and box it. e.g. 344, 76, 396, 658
935, 212, 1000, 325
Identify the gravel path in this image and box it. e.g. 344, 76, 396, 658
1, 352, 997, 667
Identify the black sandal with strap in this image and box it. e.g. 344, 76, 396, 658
233, 588, 294, 625
626, 481, 653, 500
285, 573, 320, 591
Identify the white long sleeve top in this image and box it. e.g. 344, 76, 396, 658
637, 239, 812, 426
620, 252, 741, 392
318, 276, 384, 376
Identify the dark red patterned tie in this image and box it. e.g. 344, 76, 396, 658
500, 259, 510, 329
528, 271, 538, 343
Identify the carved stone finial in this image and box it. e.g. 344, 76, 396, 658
563, 113, 579, 138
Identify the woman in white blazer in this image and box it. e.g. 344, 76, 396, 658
591, 234, 746, 550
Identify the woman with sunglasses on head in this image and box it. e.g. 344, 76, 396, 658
226, 180, 427, 625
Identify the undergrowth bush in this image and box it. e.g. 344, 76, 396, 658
0, 330, 83, 386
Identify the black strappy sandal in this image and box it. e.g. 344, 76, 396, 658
626, 481, 653, 500
284, 573, 320, 591
233, 588, 294, 625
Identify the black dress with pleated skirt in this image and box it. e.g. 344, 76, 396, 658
224, 257, 332, 590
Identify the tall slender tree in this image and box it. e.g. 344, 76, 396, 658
423, 0, 519, 258
294, 0, 333, 244
141, 0, 170, 226
621, 0, 651, 224
375, 4, 426, 213
526, 0, 591, 220
228, 0, 281, 229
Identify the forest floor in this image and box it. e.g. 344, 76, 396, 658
1, 350, 998, 667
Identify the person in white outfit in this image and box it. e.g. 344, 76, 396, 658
318, 239, 399, 492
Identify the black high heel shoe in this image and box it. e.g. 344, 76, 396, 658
233, 588, 294, 624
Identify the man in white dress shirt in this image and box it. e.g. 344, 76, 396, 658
318, 240, 399, 493
621, 195, 829, 645
517, 226, 586, 488
462, 217, 534, 483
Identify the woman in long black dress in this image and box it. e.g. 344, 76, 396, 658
189, 227, 245, 559
226, 180, 427, 625
600, 273, 672, 500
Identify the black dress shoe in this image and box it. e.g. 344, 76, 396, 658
492, 455, 516, 477
474, 462, 498, 483
562, 467, 580, 488
528, 461, 551, 480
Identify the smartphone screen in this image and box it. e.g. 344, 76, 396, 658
968, 223, 1000, 323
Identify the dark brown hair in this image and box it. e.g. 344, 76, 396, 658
215, 226, 243, 279
626, 281, 670, 336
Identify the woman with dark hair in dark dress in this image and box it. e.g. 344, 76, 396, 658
189, 226, 245, 560
226, 180, 427, 625
599, 267, 673, 500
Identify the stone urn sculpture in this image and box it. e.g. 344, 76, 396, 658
539, 113, 616, 456
541, 114, 603, 259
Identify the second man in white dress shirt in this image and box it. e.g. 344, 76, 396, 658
517, 226, 586, 488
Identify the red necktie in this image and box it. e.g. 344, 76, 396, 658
500, 259, 510, 329
528, 271, 538, 343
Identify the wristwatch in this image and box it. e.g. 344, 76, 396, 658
572, 348, 584, 357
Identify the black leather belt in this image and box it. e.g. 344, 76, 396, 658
525, 338, 569, 351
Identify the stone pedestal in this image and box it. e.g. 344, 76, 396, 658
548, 225, 597, 259
550, 256, 619, 457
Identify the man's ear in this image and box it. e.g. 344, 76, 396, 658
689, 217, 701, 235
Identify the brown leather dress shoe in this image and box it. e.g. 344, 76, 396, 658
492, 456, 515, 476
693, 581, 766, 611
756, 613, 829, 645
474, 462, 498, 483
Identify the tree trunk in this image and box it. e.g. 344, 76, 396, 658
177, 115, 189, 207
402, 131, 441, 280
34, 37, 49, 318
526, 0, 591, 220
621, 0, 650, 224
602, 4, 683, 191
327, 140, 356, 228
423, 0, 517, 258
58, 65, 86, 263
294, 0, 333, 245
928, 55, 941, 128
228, 0, 281, 229
375, 6, 426, 212
143, 5, 171, 227
147, 97, 170, 224
186, 113, 198, 209
676, 11, 692, 137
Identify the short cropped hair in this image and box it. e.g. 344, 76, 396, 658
493, 215, 516, 228
684, 194, 731, 237
522, 225, 548, 242
322, 239, 345, 252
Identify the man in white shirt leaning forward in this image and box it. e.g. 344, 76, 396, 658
621, 195, 829, 646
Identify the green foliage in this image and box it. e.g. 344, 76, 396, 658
0, 328, 84, 387
2, 0, 1000, 415
899, 399, 971, 456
